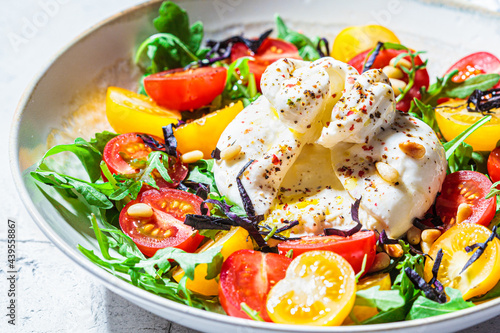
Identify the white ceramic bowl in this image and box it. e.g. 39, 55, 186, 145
10, 0, 500, 332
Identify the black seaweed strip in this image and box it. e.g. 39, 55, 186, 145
362, 41, 384, 73
460, 226, 498, 274
236, 160, 256, 217
211, 148, 221, 160
162, 124, 178, 157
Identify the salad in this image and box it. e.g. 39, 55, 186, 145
30, 1, 500, 327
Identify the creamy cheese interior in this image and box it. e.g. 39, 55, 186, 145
214, 57, 447, 238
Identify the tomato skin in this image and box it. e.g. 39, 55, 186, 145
277, 231, 377, 275
174, 101, 244, 158
103, 133, 188, 188
144, 67, 227, 111
230, 38, 301, 89
219, 249, 291, 322
487, 146, 500, 184
445, 52, 500, 88
435, 170, 497, 228
119, 188, 205, 257
332, 25, 400, 63
105, 86, 181, 137
348, 49, 429, 112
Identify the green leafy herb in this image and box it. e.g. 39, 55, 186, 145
222, 58, 260, 107
240, 302, 265, 321
79, 213, 223, 310
135, 1, 209, 75
410, 98, 441, 135
275, 15, 321, 61
416, 71, 500, 108
486, 181, 500, 199
406, 287, 474, 320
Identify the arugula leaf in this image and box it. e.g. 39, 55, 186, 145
153, 1, 191, 44
275, 14, 320, 61
487, 181, 500, 199
355, 286, 405, 311
406, 287, 474, 320
31, 170, 114, 209
410, 98, 441, 135
222, 58, 260, 107
187, 159, 217, 191
418, 71, 500, 107
79, 214, 223, 311
135, 1, 208, 75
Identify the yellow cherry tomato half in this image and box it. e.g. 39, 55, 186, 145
424, 223, 500, 300
331, 25, 400, 63
174, 101, 244, 158
343, 273, 391, 325
435, 99, 500, 151
172, 227, 253, 296
106, 86, 181, 137
266, 250, 356, 326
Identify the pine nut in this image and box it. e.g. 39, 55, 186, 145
390, 57, 412, 70
181, 150, 204, 164
382, 66, 404, 79
384, 244, 404, 258
375, 161, 399, 183
368, 252, 391, 272
390, 78, 407, 96
127, 203, 153, 218
421, 240, 432, 254
399, 141, 426, 159
456, 203, 473, 224
220, 144, 242, 161
406, 226, 421, 245
421, 229, 441, 243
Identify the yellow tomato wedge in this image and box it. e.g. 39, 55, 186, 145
343, 273, 391, 325
266, 250, 356, 326
106, 87, 181, 136
435, 99, 500, 151
424, 223, 500, 300
174, 101, 244, 158
172, 227, 253, 296
331, 25, 400, 62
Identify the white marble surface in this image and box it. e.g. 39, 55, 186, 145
1, 1, 500, 332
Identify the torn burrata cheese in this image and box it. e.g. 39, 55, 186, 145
213, 57, 447, 238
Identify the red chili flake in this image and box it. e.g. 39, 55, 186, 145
272, 154, 280, 165
349, 124, 355, 131
326, 121, 331, 126
332, 93, 337, 98
369, 101, 373, 106
286, 83, 296, 88
362, 145, 374, 151
283, 203, 288, 210
346, 110, 354, 116
384, 147, 388, 151
361, 105, 367, 114
347, 77, 355, 84
358, 171, 365, 177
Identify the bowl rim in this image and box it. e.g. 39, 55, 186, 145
9, 0, 500, 331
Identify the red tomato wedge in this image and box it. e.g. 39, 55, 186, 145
445, 52, 500, 88
435, 170, 497, 229
348, 48, 429, 112
103, 133, 188, 188
119, 188, 205, 257
144, 67, 227, 111
230, 38, 301, 89
488, 146, 500, 184
277, 231, 377, 275
219, 249, 291, 322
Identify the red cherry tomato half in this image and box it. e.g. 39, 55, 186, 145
218, 249, 291, 322
230, 38, 301, 89
487, 146, 500, 184
119, 188, 205, 257
445, 52, 500, 89
435, 170, 497, 228
103, 133, 188, 188
277, 231, 377, 275
144, 67, 227, 111
348, 48, 430, 112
